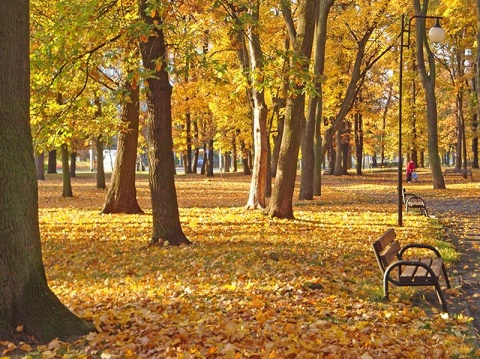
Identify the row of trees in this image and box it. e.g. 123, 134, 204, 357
2, 0, 480, 343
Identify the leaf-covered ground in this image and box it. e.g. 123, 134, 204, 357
2, 169, 479, 358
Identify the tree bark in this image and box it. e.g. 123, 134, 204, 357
475, 1, 480, 168
0, 1, 94, 342
414, 0, 446, 189
266, 0, 316, 219
96, 136, 106, 189
206, 139, 215, 177
70, 152, 77, 178
61, 144, 73, 197
304, 0, 334, 198
245, 2, 268, 210
102, 83, 143, 214
35, 151, 45, 180
139, 1, 190, 245
47, 149, 57, 173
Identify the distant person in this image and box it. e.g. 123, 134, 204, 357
406, 160, 415, 183
412, 171, 418, 182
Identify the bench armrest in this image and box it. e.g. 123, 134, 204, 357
398, 243, 442, 259
384, 259, 438, 285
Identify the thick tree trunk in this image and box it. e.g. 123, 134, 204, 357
61, 144, 73, 197
266, 0, 315, 218
414, 0, 445, 189
139, 1, 190, 245
0, 2, 94, 342
102, 83, 143, 214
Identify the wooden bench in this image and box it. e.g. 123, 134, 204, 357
402, 188, 428, 216
372, 228, 451, 312
443, 168, 473, 180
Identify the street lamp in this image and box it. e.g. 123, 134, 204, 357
398, 14, 445, 226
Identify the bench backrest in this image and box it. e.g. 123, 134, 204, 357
372, 228, 400, 274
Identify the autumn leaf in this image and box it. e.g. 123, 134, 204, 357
5, 170, 474, 358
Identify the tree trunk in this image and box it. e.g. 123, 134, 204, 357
47, 149, 57, 173
35, 151, 45, 180
69, 151, 77, 178
473, 113, 479, 168
232, 133, 238, 172
334, 128, 342, 175
102, 83, 143, 214
139, 1, 190, 245
0, 2, 94, 342
186, 113, 192, 173
241, 140, 251, 175
354, 112, 363, 175
414, 0, 446, 189
266, 0, 315, 218
310, 0, 334, 197
475, 4, 480, 168
61, 144, 73, 197
245, 2, 268, 209
96, 136, 106, 189
271, 108, 284, 178
207, 139, 214, 177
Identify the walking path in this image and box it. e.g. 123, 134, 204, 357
428, 197, 480, 344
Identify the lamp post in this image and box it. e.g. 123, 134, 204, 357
398, 14, 445, 226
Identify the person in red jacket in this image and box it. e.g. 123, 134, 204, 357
406, 160, 415, 183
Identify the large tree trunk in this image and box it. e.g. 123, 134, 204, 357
414, 0, 446, 189
266, 0, 316, 218
139, 1, 190, 245
102, 83, 143, 214
245, 2, 268, 210
0, 2, 94, 342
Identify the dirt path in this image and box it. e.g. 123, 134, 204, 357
428, 197, 480, 344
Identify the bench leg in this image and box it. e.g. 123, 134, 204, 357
442, 264, 451, 289
434, 281, 448, 313
383, 278, 389, 301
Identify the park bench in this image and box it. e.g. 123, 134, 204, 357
402, 188, 428, 216
372, 228, 451, 313
443, 168, 473, 180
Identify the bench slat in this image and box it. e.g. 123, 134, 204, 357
373, 228, 396, 253
380, 240, 401, 269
